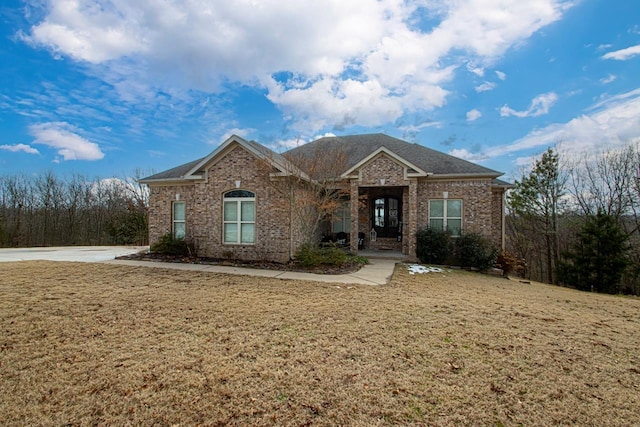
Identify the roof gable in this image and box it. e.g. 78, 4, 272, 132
341, 146, 428, 178
140, 135, 301, 183
286, 133, 503, 178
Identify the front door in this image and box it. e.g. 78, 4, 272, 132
372, 196, 401, 238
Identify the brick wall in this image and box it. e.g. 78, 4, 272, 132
148, 183, 196, 247
359, 154, 409, 186
491, 189, 505, 249
416, 178, 501, 247
147, 144, 293, 263
147, 146, 506, 262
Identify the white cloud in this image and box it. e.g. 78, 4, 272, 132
274, 137, 307, 150
602, 44, 640, 61
398, 121, 442, 134
219, 128, 255, 144
20, 0, 145, 63
448, 148, 479, 161
600, 74, 617, 84
467, 64, 485, 77
500, 92, 558, 118
23, 0, 574, 133
466, 109, 482, 121
475, 81, 497, 92
468, 89, 640, 163
29, 122, 104, 161
0, 143, 40, 154
495, 70, 507, 80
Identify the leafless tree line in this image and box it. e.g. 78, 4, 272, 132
0, 170, 149, 247
507, 143, 640, 294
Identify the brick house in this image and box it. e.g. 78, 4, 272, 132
140, 133, 511, 262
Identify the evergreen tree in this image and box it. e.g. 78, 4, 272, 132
559, 212, 629, 294
508, 148, 566, 284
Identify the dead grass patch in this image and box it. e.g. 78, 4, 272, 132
1, 261, 639, 426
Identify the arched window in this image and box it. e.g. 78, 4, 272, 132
223, 190, 255, 244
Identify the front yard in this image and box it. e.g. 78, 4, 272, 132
1, 261, 639, 425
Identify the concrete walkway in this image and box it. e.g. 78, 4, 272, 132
106, 257, 397, 285
0, 246, 398, 285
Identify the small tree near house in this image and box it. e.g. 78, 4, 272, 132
262, 143, 350, 247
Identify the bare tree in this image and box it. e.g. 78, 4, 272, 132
262, 143, 350, 247
569, 144, 638, 223
567, 143, 640, 293
0, 170, 150, 248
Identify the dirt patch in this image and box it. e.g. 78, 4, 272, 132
1, 261, 639, 425
116, 251, 364, 275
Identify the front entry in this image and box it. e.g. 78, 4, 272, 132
372, 196, 401, 238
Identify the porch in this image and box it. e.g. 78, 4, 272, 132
347, 181, 418, 260
358, 248, 411, 261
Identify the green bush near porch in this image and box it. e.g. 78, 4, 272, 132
416, 227, 498, 272
295, 243, 368, 268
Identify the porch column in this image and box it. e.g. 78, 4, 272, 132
407, 178, 418, 258
350, 180, 359, 253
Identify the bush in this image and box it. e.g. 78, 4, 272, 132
295, 243, 367, 268
416, 227, 451, 264
150, 233, 193, 257
495, 251, 526, 277
452, 232, 499, 272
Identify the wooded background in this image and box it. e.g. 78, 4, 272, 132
507, 144, 639, 295
0, 170, 148, 248
1, 143, 638, 295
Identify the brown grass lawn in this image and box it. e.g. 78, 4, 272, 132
1, 261, 639, 426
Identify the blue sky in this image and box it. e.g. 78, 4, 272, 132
1, 0, 639, 180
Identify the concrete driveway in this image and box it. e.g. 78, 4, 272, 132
0, 246, 148, 263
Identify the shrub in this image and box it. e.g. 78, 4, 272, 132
452, 232, 499, 272
416, 227, 451, 264
495, 251, 526, 277
295, 243, 367, 268
150, 233, 193, 257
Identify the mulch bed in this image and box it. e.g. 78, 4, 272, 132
116, 251, 365, 275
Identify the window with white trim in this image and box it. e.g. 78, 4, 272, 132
331, 202, 351, 233
172, 201, 186, 239
429, 199, 462, 236
223, 190, 255, 244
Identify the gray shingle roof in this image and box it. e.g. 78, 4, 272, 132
139, 136, 300, 182
140, 157, 205, 181
285, 133, 503, 177
141, 133, 506, 183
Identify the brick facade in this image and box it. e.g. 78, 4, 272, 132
343, 153, 503, 257
416, 178, 496, 240
147, 141, 507, 263
148, 145, 293, 263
